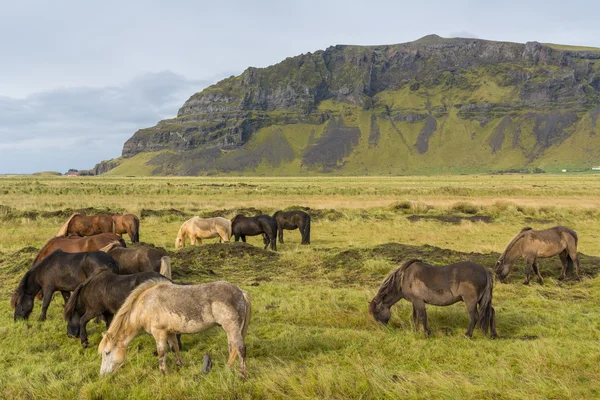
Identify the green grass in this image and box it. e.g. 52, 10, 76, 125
1, 175, 600, 398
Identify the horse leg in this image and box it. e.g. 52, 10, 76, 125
167, 334, 184, 367
278, 225, 284, 244
262, 234, 269, 249
104, 312, 113, 329
271, 234, 277, 251
234, 234, 240, 242
38, 287, 55, 321
532, 261, 543, 284
464, 298, 478, 338
558, 250, 568, 280
60, 291, 70, 304
412, 304, 420, 330
190, 237, 197, 246
241, 235, 246, 243
152, 330, 169, 374
490, 307, 498, 339
79, 310, 96, 348
523, 257, 534, 285
225, 327, 247, 377
568, 250, 581, 280
413, 300, 430, 336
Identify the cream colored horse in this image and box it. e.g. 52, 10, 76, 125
98, 280, 251, 376
175, 217, 231, 248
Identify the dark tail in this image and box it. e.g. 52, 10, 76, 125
477, 270, 495, 336
132, 215, 140, 243
301, 214, 311, 245
63, 280, 86, 321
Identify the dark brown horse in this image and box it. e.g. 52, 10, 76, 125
56, 213, 114, 237
112, 214, 140, 243
64, 270, 170, 348
231, 214, 277, 251
33, 233, 126, 265
99, 242, 171, 279
11, 250, 119, 321
495, 226, 580, 284
272, 210, 311, 245
369, 259, 497, 338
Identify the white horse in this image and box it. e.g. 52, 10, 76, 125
175, 217, 231, 248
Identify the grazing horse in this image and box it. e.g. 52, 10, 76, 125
33, 233, 126, 265
369, 259, 497, 338
495, 226, 580, 284
231, 214, 277, 251
272, 210, 311, 245
56, 213, 114, 237
98, 280, 251, 376
99, 242, 171, 279
175, 217, 231, 248
112, 214, 140, 243
11, 250, 119, 321
64, 270, 170, 348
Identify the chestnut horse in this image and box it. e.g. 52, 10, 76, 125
33, 233, 126, 265
57, 213, 114, 237
112, 214, 140, 243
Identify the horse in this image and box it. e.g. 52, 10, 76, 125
272, 210, 311, 245
495, 226, 580, 284
174, 217, 231, 248
112, 214, 140, 243
64, 270, 170, 348
98, 280, 251, 376
56, 213, 115, 237
33, 233, 126, 265
99, 242, 171, 279
369, 259, 497, 338
230, 214, 277, 251
11, 250, 119, 321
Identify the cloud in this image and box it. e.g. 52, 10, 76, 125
0, 71, 215, 174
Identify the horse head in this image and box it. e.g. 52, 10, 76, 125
494, 256, 510, 282
368, 297, 392, 325
99, 332, 127, 376
12, 291, 34, 321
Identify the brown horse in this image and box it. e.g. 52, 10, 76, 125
33, 233, 126, 265
99, 242, 171, 279
57, 213, 114, 237
112, 214, 140, 243
369, 259, 497, 338
495, 226, 580, 284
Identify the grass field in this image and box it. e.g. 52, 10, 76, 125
1, 175, 600, 399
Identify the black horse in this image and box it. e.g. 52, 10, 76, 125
64, 270, 170, 348
231, 214, 278, 250
272, 210, 311, 245
11, 250, 119, 321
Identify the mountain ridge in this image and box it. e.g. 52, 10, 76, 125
94, 35, 600, 175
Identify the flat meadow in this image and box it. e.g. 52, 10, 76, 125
1, 174, 600, 399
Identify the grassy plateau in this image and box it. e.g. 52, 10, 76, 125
1, 175, 599, 399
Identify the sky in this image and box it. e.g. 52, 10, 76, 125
1, 0, 599, 174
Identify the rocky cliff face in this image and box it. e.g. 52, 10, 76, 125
102, 35, 600, 175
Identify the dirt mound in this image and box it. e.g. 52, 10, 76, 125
282, 205, 344, 221
407, 215, 493, 224
201, 207, 264, 218
524, 217, 555, 224
140, 208, 190, 218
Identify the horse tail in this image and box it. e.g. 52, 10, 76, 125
159, 256, 172, 280
477, 269, 494, 336
302, 214, 311, 245
63, 275, 92, 321
56, 213, 79, 237
11, 270, 31, 308
132, 215, 140, 243
241, 290, 251, 339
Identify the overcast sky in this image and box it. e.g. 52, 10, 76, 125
2, 0, 599, 173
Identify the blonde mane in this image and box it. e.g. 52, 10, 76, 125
105, 280, 170, 339
99, 241, 122, 253
56, 213, 82, 237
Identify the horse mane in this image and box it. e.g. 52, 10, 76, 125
497, 227, 533, 265
10, 270, 32, 308
63, 270, 106, 320
99, 241, 122, 253
231, 214, 244, 223
56, 213, 81, 237
375, 259, 421, 299
106, 279, 169, 338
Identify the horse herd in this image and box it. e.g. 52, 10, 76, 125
9, 209, 582, 377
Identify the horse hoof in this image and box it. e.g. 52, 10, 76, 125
82, 341, 88, 349
464, 332, 473, 339
558, 276, 565, 281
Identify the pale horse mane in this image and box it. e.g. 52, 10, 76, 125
98, 241, 122, 253
497, 227, 533, 265
102, 279, 171, 343
56, 213, 82, 237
